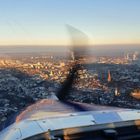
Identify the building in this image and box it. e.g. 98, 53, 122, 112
107, 70, 111, 82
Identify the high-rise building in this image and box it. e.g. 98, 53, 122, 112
115, 88, 120, 96
107, 70, 111, 82
133, 53, 136, 61
126, 53, 130, 60
70, 51, 75, 60
132, 52, 138, 61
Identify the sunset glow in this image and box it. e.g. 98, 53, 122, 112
0, 0, 140, 46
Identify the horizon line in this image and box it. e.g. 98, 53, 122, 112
0, 43, 140, 47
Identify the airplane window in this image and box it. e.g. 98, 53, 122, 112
0, 0, 140, 139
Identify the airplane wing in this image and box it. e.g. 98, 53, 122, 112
0, 100, 140, 140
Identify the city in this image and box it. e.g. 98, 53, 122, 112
0, 51, 140, 125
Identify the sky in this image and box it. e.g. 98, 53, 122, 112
0, 0, 140, 46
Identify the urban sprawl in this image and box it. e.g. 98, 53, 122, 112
0, 51, 140, 124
